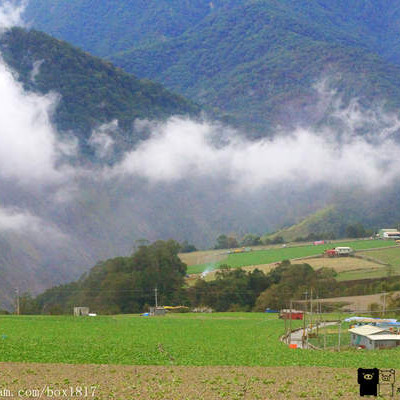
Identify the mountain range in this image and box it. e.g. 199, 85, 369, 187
0, 1, 399, 308
23, 0, 400, 133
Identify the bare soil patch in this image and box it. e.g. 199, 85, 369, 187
0, 363, 365, 399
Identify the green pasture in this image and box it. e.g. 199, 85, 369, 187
0, 313, 399, 368
187, 240, 398, 274
359, 247, 400, 267
335, 247, 400, 281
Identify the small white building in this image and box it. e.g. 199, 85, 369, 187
349, 325, 400, 350
73, 307, 89, 316
149, 306, 166, 316
378, 229, 400, 240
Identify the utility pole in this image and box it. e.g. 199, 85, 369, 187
310, 288, 313, 331
338, 311, 342, 352
289, 299, 292, 345
303, 291, 308, 347
15, 288, 19, 315
154, 287, 158, 308
383, 292, 387, 317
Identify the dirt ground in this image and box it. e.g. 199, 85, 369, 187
0, 363, 392, 399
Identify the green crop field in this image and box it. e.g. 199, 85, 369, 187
187, 240, 398, 274
0, 313, 399, 369
359, 247, 400, 267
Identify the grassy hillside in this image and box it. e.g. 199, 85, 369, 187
263, 206, 341, 242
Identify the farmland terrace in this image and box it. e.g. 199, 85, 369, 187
183, 239, 399, 276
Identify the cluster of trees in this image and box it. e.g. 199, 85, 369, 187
213, 233, 276, 249
294, 232, 336, 242
21, 240, 188, 315
179, 240, 197, 253
187, 267, 270, 312
344, 223, 373, 238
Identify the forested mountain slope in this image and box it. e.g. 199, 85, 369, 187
23, 0, 400, 132
0, 28, 199, 151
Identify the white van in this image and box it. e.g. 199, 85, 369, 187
335, 247, 353, 256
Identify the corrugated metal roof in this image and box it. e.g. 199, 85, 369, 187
349, 326, 388, 336
367, 334, 400, 341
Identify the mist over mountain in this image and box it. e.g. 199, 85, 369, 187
0, 1, 400, 309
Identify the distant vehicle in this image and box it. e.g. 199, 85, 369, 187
324, 249, 337, 257
335, 246, 353, 256
324, 247, 353, 257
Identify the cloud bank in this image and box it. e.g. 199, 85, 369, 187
114, 115, 400, 190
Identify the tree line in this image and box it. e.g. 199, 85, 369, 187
18, 238, 397, 315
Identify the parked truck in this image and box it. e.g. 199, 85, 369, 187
324, 246, 353, 257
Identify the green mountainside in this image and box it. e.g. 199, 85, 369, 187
110, 2, 400, 132
23, 0, 400, 133
0, 28, 199, 147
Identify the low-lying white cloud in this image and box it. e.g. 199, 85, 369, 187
0, 206, 67, 241
0, 59, 64, 184
115, 116, 400, 190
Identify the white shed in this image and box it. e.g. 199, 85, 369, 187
349, 325, 399, 349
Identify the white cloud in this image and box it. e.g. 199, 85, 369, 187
30, 59, 44, 82
114, 115, 400, 190
0, 59, 65, 183
0, 0, 25, 31
88, 120, 117, 158
0, 206, 67, 241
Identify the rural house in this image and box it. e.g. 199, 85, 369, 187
279, 309, 304, 320
378, 229, 400, 240
349, 325, 400, 350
